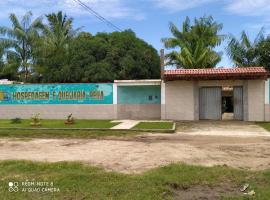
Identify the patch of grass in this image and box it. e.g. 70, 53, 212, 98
0, 119, 119, 129
133, 122, 174, 130
257, 122, 270, 131
0, 161, 269, 199
0, 129, 138, 139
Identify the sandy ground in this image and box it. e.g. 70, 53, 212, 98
0, 121, 269, 173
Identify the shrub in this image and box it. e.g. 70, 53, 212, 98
30, 113, 41, 126
65, 113, 75, 124
10, 118, 22, 124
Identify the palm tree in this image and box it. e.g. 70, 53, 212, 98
33, 11, 79, 79
0, 11, 43, 81
226, 30, 264, 67
42, 11, 78, 51
162, 16, 225, 69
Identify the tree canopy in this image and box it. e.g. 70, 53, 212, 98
0, 11, 160, 83
226, 30, 264, 67
0, 11, 43, 81
1, 11, 270, 82
162, 16, 225, 69
257, 36, 270, 70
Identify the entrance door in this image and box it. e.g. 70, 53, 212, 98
199, 87, 222, 120
233, 86, 243, 120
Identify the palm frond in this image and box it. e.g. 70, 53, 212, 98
9, 13, 22, 30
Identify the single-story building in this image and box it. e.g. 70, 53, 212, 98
0, 67, 269, 121
161, 67, 268, 121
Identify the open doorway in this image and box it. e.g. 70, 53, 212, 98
222, 86, 234, 120
199, 86, 243, 121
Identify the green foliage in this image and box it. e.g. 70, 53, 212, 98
226, 30, 264, 67
30, 113, 41, 126
65, 113, 75, 124
33, 13, 159, 83
257, 36, 270, 70
162, 16, 224, 68
60, 30, 160, 82
0, 11, 43, 81
10, 118, 22, 124
0, 12, 159, 83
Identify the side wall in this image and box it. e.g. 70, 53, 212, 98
0, 105, 116, 119
264, 79, 270, 121
247, 80, 265, 121
162, 81, 195, 120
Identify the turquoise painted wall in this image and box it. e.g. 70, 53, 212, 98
118, 85, 161, 104
0, 83, 113, 104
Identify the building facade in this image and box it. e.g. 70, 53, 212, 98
0, 67, 269, 121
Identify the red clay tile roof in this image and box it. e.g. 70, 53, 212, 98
163, 67, 268, 81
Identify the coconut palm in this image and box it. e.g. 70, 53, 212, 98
0, 11, 43, 81
33, 11, 80, 80
42, 11, 79, 51
226, 30, 264, 67
162, 16, 225, 69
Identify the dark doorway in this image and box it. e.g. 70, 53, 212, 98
222, 87, 234, 120
222, 96, 233, 113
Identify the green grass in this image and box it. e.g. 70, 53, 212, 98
0, 161, 269, 199
0, 129, 138, 139
133, 121, 174, 130
0, 119, 119, 129
257, 122, 270, 131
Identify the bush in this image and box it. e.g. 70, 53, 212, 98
10, 118, 22, 124
30, 113, 41, 126
65, 113, 75, 125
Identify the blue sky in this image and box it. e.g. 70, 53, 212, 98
1, 0, 270, 67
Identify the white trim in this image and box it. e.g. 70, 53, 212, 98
113, 83, 117, 104
265, 79, 269, 104
161, 80, 165, 104
114, 79, 161, 86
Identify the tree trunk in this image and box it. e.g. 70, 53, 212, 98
24, 65, 28, 82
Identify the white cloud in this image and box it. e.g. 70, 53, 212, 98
225, 0, 270, 16
0, 0, 144, 20
63, 0, 144, 19
151, 0, 270, 17
152, 0, 215, 12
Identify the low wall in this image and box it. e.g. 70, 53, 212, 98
117, 104, 161, 119
0, 105, 117, 119
247, 80, 265, 121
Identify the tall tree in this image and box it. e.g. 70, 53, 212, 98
68, 30, 160, 82
162, 16, 224, 68
226, 30, 264, 67
33, 11, 79, 82
0, 11, 43, 81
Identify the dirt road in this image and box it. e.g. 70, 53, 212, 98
0, 122, 270, 173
